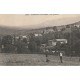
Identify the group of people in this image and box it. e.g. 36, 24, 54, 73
45, 50, 63, 63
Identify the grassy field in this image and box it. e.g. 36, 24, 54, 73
0, 53, 80, 66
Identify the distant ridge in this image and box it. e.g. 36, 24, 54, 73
0, 20, 80, 35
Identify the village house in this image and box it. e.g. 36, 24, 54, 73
56, 39, 67, 44
34, 33, 42, 37
43, 28, 55, 34
48, 39, 67, 46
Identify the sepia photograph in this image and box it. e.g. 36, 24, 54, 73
0, 14, 80, 66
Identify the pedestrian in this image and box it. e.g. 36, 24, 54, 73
59, 51, 63, 63
45, 49, 49, 62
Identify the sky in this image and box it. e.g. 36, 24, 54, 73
0, 14, 80, 29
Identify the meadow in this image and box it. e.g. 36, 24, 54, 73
0, 53, 80, 66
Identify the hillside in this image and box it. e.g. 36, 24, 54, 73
0, 20, 80, 36
0, 26, 16, 35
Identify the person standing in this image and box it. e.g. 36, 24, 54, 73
45, 49, 49, 62
60, 52, 63, 63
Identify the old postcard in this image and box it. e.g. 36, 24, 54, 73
0, 14, 80, 66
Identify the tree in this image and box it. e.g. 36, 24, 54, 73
28, 41, 37, 53
28, 33, 38, 53
53, 26, 57, 31
1, 35, 13, 53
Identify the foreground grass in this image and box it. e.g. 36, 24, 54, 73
0, 53, 80, 66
